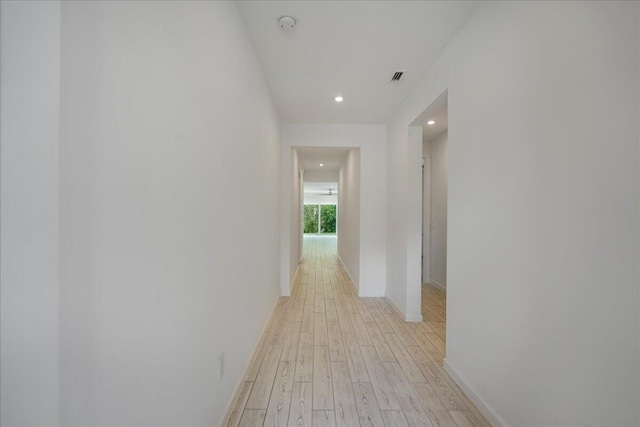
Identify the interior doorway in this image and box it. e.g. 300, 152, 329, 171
295, 147, 350, 259
414, 90, 448, 354
292, 146, 362, 295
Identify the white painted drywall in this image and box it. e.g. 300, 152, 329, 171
0, 2, 61, 425
304, 169, 340, 182
387, 2, 640, 425
406, 126, 424, 321
286, 148, 303, 285
338, 149, 361, 288
282, 125, 386, 297
59, 2, 281, 425
426, 131, 448, 288
386, 125, 408, 314
422, 143, 432, 284
386, 124, 423, 321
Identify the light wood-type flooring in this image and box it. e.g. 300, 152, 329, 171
225, 235, 490, 427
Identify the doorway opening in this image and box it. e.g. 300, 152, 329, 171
411, 90, 448, 358
295, 147, 352, 261
291, 146, 363, 296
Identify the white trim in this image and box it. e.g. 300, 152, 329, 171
337, 254, 359, 296
385, 296, 423, 323
405, 313, 424, 322
219, 296, 281, 427
443, 358, 508, 427
428, 280, 446, 292
358, 291, 386, 298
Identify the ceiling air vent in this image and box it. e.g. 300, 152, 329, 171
390, 71, 406, 83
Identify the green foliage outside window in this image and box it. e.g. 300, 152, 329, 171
304, 205, 319, 233
304, 204, 337, 234
320, 205, 336, 233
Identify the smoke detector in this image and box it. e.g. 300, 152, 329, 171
279, 16, 296, 31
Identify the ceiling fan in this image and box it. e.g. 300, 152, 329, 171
321, 189, 336, 196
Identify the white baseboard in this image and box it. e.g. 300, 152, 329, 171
443, 358, 508, 427
428, 280, 446, 292
385, 296, 423, 323
336, 255, 359, 296
405, 313, 424, 322
219, 296, 281, 427
359, 292, 386, 298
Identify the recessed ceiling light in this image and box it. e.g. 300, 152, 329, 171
334, 96, 344, 103
427, 120, 435, 125
319, 163, 324, 167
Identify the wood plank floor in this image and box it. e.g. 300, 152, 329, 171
226, 235, 490, 427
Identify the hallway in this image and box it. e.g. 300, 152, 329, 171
225, 235, 490, 427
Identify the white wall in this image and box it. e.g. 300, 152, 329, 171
59, 2, 281, 425
424, 131, 448, 288
387, 1, 639, 426
284, 148, 303, 289
386, 124, 408, 314
0, 2, 61, 425
304, 169, 339, 182
282, 125, 386, 297
338, 149, 361, 289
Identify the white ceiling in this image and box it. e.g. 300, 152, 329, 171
237, 1, 478, 124
423, 107, 448, 142
297, 147, 349, 171
304, 182, 338, 205
304, 181, 338, 194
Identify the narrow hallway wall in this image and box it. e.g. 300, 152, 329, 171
283, 148, 303, 294
387, 2, 640, 425
1, 2, 61, 425
338, 149, 361, 289
59, 2, 281, 425
425, 131, 448, 289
